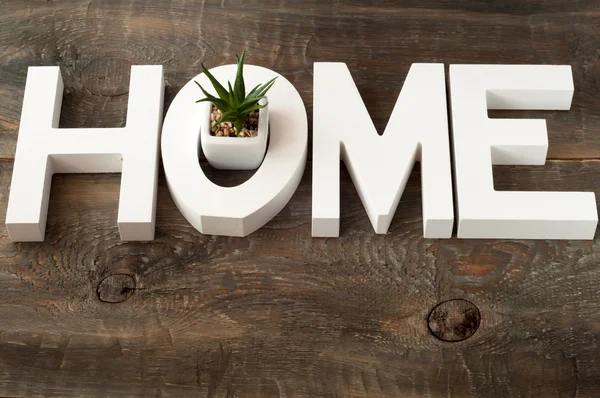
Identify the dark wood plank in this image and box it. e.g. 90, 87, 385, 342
0, 160, 599, 396
3, 1, 600, 396
2, 1, 600, 160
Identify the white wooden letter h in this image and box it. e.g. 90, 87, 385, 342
6, 65, 164, 242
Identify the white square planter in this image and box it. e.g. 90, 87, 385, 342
199, 97, 269, 170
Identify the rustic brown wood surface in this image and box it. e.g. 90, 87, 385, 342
1, 0, 600, 396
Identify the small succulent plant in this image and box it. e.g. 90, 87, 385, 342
195, 49, 276, 136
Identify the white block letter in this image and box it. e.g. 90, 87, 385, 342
161, 65, 307, 236
312, 63, 454, 238
450, 65, 597, 239
6, 65, 164, 242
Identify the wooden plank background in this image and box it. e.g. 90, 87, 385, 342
1, 0, 600, 396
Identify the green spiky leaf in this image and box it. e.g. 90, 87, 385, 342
227, 81, 235, 105
238, 102, 266, 115
234, 49, 246, 103
199, 64, 230, 101
213, 110, 240, 128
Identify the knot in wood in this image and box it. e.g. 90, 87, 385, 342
97, 274, 136, 303
428, 299, 481, 342
80, 58, 132, 97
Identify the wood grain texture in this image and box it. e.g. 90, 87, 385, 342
1, 0, 600, 397
2, 1, 600, 159
0, 161, 599, 396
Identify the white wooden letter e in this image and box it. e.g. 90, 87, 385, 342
450, 65, 598, 240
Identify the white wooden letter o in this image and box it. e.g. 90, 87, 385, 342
161, 65, 308, 236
